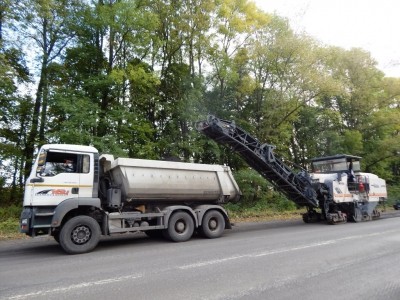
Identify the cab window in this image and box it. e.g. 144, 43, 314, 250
39, 152, 90, 176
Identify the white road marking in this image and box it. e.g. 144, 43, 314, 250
7, 274, 143, 300
178, 229, 397, 270
178, 254, 249, 269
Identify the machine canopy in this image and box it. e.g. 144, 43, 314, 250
311, 154, 361, 174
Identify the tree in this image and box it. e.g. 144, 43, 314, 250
0, 0, 31, 203
16, 0, 81, 179
207, 0, 269, 103
362, 77, 400, 180
242, 16, 339, 164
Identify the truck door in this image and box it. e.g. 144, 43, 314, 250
31, 150, 81, 206
77, 153, 95, 198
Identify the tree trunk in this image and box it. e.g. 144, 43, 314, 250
38, 67, 48, 146
23, 70, 46, 180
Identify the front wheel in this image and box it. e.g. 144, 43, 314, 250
200, 210, 225, 238
59, 216, 101, 254
163, 211, 194, 242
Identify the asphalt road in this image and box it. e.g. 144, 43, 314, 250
1, 212, 400, 300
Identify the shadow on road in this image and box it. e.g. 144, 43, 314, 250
0, 233, 170, 257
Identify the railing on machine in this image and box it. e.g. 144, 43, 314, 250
196, 115, 319, 208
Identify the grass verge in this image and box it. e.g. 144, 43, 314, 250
0, 205, 27, 240
0, 219, 27, 240
227, 209, 305, 223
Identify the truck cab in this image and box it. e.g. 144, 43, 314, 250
21, 144, 100, 237
24, 144, 99, 206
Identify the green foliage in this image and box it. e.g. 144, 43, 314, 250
0, 218, 19, 233
0, 186, 23, 207
0, 205, 21, 220
0, 206, 22, 240
387, 185, 400, 204
231, 168, 297, 212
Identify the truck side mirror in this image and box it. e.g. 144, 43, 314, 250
36, 165, 45, 177
38, 151, 46, 167
36, 150, 47, 177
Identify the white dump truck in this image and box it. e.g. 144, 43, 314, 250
20, 144, 241, 254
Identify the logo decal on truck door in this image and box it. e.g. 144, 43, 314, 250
35, 189, 70, 196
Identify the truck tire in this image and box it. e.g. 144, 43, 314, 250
200, 210, 225, 238
163, 211, 194, 242
59, 216, 101, 254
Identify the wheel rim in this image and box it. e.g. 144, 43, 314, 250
71, 225, 91, 245
175, 220, 186, 234
208, 218, 218, 231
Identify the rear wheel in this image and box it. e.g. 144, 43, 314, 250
200, 210, 225, 238
59, 216, 101, 254
163, 211, 194, 242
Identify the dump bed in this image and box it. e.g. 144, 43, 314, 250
101, 156, 241, 204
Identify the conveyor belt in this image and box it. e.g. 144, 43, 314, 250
197, 115, 319, 208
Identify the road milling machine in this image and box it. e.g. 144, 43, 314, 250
197, 115, 387, 224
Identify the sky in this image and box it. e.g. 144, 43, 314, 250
253, 0, 400, 77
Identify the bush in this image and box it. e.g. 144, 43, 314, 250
0, 218, 19, 232
0, 186, 24, 206
230, 168, 297, 213
233, 168, 270, 206
387, 185, 400, 206
0, 205, 22, 240
0, 205, 21, 221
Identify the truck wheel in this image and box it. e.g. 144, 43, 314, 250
163, 211, 194, 242
59, 216, 101, 254
200, 210, 225, 238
